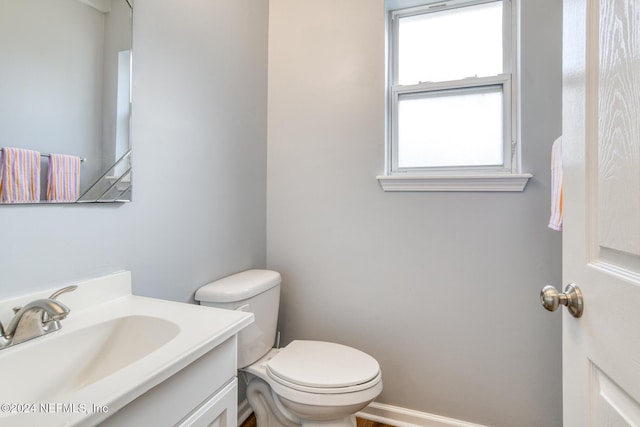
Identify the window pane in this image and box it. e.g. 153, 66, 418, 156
398, 1, 503, 85
397, 86, 503, 168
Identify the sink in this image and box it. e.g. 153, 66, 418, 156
0, 315, 179, 406
0, 271, 254, 427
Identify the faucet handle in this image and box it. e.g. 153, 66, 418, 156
0, 308, 21, 339
49, 285, 78, 300
42, 285, 77, 324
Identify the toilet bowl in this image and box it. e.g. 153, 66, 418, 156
245, 342, 383, 426
195, 270, 383, 427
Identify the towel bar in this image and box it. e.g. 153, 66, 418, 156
0, 148, 86, 162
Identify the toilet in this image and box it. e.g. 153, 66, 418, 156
195, 269, 383, 427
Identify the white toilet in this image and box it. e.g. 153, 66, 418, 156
195, 269, 383, 427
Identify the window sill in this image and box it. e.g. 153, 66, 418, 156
376, 173, 533, 192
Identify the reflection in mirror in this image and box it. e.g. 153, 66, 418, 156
0, 0, 132, 204
77, 149, 131, 202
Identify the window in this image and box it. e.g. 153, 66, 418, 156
378, 0, 531, 191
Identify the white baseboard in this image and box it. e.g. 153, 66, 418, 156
357, 402, 489, 427
238, 399, 253, 425
238, 399, 487, 427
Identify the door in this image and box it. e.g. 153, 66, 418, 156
562, 0, 640, 425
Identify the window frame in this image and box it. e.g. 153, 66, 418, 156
379, 0, 532, 192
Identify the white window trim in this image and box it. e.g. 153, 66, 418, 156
378, 0, 532, 192
377, 173, 532, 191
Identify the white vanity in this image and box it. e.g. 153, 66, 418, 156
0, 272, 253, 427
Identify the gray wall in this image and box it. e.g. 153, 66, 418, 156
266, 1, 562, 426
0, 0, 268, 303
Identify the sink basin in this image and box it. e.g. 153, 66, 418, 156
0, 315, 179, 406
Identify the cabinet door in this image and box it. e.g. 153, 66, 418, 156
179, 379, 238, 427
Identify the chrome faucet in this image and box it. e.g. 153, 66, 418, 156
0, 285, 77, 350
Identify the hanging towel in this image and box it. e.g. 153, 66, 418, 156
0, 147, 41, 203
47, 153, 81, 202
548, 136, 563, 231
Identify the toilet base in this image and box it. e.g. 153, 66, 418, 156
246, 378, 358, 427
298, 416, 356, 427
247, 378, 299, 427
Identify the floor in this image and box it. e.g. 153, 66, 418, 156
240, 413, 394, 427
356, 419, 395, 427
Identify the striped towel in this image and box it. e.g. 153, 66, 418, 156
47, 153, 81, 202
548, 137, 563, 231
0, 147, 41, 203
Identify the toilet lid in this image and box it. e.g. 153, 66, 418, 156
266, 340, 380, 389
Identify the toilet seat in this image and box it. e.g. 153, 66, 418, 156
243, 342, 383, 408
265, 340, 381, 394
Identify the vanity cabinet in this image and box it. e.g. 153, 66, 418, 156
101, 336, 239, 427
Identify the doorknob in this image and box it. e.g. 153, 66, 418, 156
540, 283, 584, 318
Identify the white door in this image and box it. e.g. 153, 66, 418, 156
560, 0, 640, 425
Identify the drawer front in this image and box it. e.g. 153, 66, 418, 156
178, 379, 237, 427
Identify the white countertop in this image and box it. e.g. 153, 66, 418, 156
0, 271, 254, 426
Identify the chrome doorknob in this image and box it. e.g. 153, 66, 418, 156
540, 283, 584, 318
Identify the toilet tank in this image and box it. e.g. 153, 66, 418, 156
195, 269, 281, 368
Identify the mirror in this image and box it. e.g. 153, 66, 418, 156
0, 0, 132, 203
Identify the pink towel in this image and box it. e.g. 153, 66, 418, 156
0, 147, 41, 203
47, 153, 81, 202
548, 137, 563, 231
